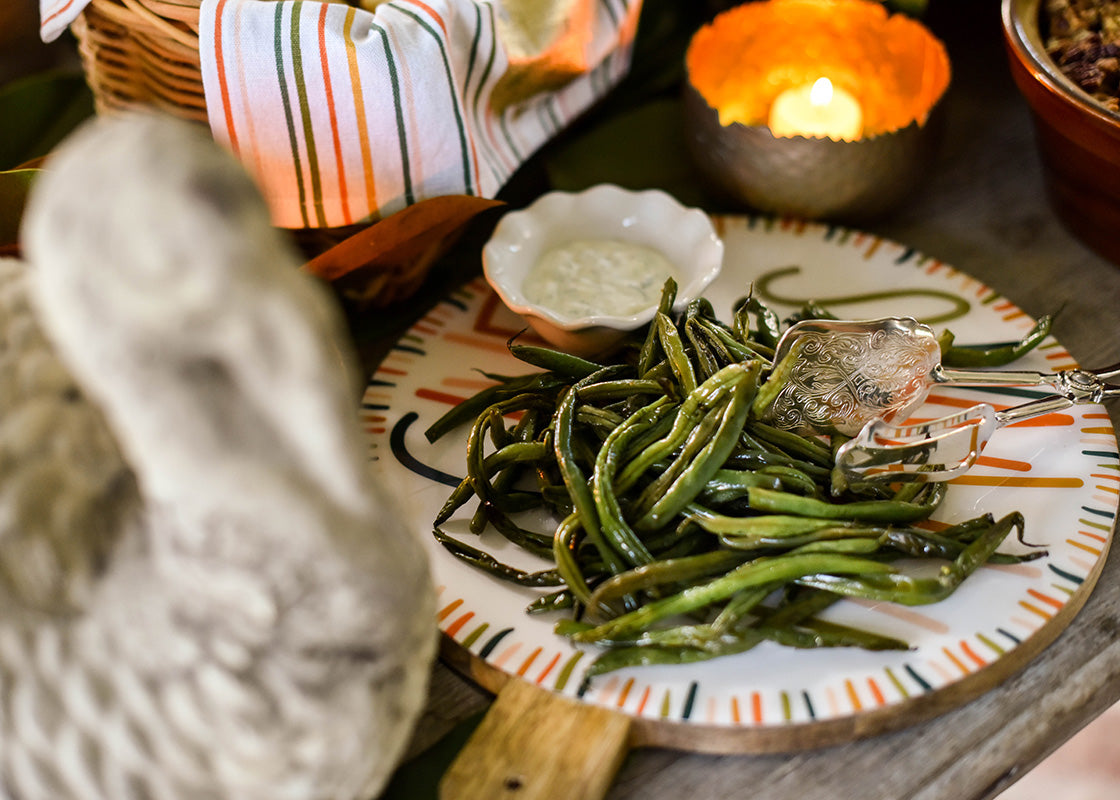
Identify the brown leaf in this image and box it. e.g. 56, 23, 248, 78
301, 194, 505, 284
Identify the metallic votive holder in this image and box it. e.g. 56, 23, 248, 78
682, 80, 947, 223
681, 0, 950, 224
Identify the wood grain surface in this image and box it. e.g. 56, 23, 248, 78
394, 2, 1120, 798
440, 678, 632, 800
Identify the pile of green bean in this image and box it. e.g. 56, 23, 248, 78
427, 282, 1049, 679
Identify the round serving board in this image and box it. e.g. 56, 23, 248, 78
365, 216, 1119, 794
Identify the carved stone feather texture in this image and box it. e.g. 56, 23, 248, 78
1, 113, 437, 800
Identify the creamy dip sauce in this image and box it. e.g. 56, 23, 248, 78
523, 239, 677, 319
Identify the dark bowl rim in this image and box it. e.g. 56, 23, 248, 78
1000, 0, 1120, 127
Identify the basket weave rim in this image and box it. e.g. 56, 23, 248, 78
84, 0, 201, 40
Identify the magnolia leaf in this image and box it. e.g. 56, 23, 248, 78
303, 195, 505, 284
380, 711, 486, 799
0, 72, 94, 171
0, 168, 40, 252
882, 0, 928, 15
544, 98, 713, 208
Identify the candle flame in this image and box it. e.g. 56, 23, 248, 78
809, 77, 834, 108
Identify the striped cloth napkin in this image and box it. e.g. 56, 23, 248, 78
38, 0, 85, 43
41, 0, 643, 229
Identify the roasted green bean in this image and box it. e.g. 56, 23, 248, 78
427, 285, 1048, 679
940, 314, 1054, 368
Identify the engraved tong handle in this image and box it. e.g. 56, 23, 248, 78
834, 360, 1120, 486
936, 360, 1120, 405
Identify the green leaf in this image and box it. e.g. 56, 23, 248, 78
379, 711, 486, 799
609, 0, 703, 111
0, 71, 94, 170
0, 168, 40, 248
544, 98, 714, 209
882, 0, 929, 15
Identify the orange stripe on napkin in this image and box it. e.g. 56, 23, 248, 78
213, 0, 240, 154
343, 8, 379, 217
318, 3, 351, 222
41, 0, 76, 27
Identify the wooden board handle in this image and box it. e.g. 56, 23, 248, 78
440, 678, 633, 800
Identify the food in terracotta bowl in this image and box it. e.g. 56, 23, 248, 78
1002, 0, 1120, 265
1042, 0, 1120, 113
481, 184, 724, 357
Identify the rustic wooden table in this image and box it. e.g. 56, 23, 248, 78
10, 1, 1112, 797
383, 3, 1120, 799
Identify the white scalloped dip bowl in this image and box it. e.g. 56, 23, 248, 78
482, 184, 724, 357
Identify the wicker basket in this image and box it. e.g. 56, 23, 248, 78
70, 0, 444, 309
72, 0, 208, 123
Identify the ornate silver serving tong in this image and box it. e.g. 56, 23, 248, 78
758, 317, 1118, 484
834, 369, 1118, 485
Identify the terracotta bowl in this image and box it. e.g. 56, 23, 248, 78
1001, 0, 1120, 265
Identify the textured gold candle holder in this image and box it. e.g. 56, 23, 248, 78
683, 0, 951, 222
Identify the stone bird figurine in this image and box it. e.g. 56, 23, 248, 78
0, 113, 437, 799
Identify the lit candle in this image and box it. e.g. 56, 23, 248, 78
768, 78, 864, 141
